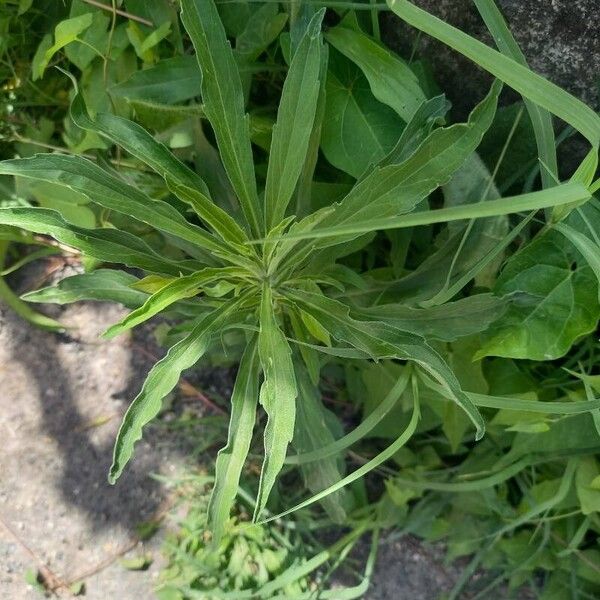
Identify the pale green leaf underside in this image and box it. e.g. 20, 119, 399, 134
23, 270, 147, 308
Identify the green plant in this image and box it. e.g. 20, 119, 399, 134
157, 472, 376, 599
2, 1, 600, 596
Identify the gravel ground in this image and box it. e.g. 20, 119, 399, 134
0, 290, 467, 600
0, 297, 189, 599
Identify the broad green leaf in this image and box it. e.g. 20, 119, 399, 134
181, 0, 263, 235
576, 458, 600, 515
0, 207, 194, 276
264, 10, 324, 229
478, 224, 600, 361
0, 154, 230, 259
321, 57, 404, 178
387, 0, 600, 148
65, 10, 110, 72
359, 294, 507, 341
555, 222, 600, 302
22, 270, 148, 308
325, 24, 425, 122
208, 337, 259, 544
473, 0, 558, 189
254, 284, 298, 519
109, 298, 245, 482
302, 81, 501, 244
111, 56, 202, 104
291, 364, 349, 523
284, 289, 484, 438
103, 267, 244, 339
236, 3, 288, 60
33, 13, 94, 80
70, 92, 212, 198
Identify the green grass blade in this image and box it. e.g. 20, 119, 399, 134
286, 368, 410, 465
109, 298, 243, 483
473, 0, 558, 188
0, 155, 228, 256
0, 207, 195, 276
421, 374, 600, 415
254, 283, 298, 520
70, 91, 212, 197
208, 337, 259, 545
387, 0, 600, 147
259, 381, 420, 524
181, 0, 263, 236
325, 24, 425, 122
264, 9, 325, 229
277, 182, 591, 240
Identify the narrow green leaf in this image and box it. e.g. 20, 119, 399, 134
254, 284, 298, 520
370, 94, 450, 172
0, 207, 194, 276
292, 364, 349, 522
0, 272, 63, 331
278, 182, 591, 240
208, 337, 259, 544
22, 270, 148, 308
473, 0, 558, 188
260, 382, 420, 525
166, 179, 250, 250
264, 10, 324, 229
0, 155, 229, 257
70, 91, 212, 198
288, 81, 501, 246
181, 0, 263, 235
325, 24, 425, 122
387, 0, 600, 147
109, 299, 245, 483
359, 294, 507, 341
